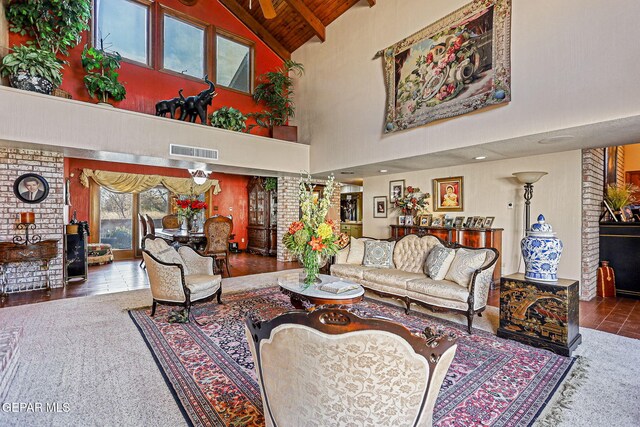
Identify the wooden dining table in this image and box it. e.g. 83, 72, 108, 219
155, 228, 207, 250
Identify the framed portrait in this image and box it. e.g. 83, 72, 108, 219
398, 215, 406, 226
473, 217, 486, 228
621, 206, 634, 222
419, 214, 432, 227
13, 173, 49, 204
454, 216, 465, 228
444, 218, 454, 228
484, 216, 496, 228
373, 196, 388, 218
405, 216, 414, 226
433, 176, 463, 212
431, 217, 443, 227
389, 180, 405, 203
463, 217, 474, 228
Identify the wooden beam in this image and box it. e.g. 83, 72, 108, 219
284, 0, 326, 42
367, 0, 376, 7
219, 0, 291, 60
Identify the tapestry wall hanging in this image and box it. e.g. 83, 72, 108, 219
376, 0, 511, 133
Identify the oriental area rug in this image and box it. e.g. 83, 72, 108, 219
129, 287, 574, 427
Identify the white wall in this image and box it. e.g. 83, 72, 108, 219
362, 150, 583, 280
293, 0, 640, 173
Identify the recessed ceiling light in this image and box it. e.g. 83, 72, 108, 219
340, 171, 355, 175
474, 156, 487, 160
538, 135, 575, 145
379, 169, 388, 173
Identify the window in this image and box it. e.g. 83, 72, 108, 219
95, 0, 149, 64
139, 187, 170, 234
163, 14, 206, 78
216, 33, 252, 93
99, 188, 133, 250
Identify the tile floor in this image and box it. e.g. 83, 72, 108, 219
1, 254, 638, 340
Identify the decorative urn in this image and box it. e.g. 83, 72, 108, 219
520, 214, 563, 282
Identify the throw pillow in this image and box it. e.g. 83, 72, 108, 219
363, 240, 396, 269
425, 245, 456, 280
156, 247, 189, 275
445, 249, 487, 287
335, 246, 350, 264
346, 237, 371, 265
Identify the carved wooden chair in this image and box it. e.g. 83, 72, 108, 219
138, 213, 148, 268
161, 214, 181, 229
142, 235, 222, 322
145, 214, 156, 236
245, 307, 458, 427
202, 215, 233, 277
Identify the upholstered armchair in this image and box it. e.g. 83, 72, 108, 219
202, 215, 233, 277
142, 236, 222, 321
245, 308, 458, 427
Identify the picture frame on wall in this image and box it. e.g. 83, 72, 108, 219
454, 216, 465, 228
373, 196, 388, 218
13, 173, 50, 204
463, 217, 474, 228
433, 176, 463, 212
389, 179, 405, 203
419, 214, 432, 226
484, 216, 496, 228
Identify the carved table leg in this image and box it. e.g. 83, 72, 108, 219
290, 295, 306, 310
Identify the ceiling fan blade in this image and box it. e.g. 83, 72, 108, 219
258, 0, 277, 19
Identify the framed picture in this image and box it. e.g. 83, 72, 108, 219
473, 217, 486, 228
621, 206, 634, 222
13, 173, 50, 204
398, 215, 406, 226
444, 218, 454, 228
454, 216, 465, 228
483, 216, 496, 228
433, 176, 463, 212
376, 0, 511, 133
431, 217, 443, 227
405, 216, 414, 226
389, 180, 405, 203
418, 214, 432, 226
373, 196, 388, 218
463, 217, 474, 228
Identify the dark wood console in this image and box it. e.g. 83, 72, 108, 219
599, 223, 640, 298
0, 239, 59, 300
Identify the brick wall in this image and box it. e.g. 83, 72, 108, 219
0, 147, 64, 292
276, 176, 342, 262
581, 148, 604, 300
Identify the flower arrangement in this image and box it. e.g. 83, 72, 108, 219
176, 198, 207, 231
283, 174, 341, 286
393, 186, 430, 215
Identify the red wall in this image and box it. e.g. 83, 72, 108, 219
65, 158, 250, 250
8, 0, 282, 137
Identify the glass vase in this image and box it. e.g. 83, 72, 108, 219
299, 250, 328, 288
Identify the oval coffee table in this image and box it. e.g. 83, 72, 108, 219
278, 273, 364, 309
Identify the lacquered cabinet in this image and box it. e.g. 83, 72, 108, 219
247, 177, 277, 256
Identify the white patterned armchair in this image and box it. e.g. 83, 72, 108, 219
245, 308, 458, 427
143, 236, 222, 320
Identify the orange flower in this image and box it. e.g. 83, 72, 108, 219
308, 236, 326, 251
288, 221, 304, 235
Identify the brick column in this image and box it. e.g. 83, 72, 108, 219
581, 148, 604, 300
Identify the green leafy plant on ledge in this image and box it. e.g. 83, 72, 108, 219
605, 183, 639, 211
209, 107, 247, 132
264, 177, 278, 192
0, 45, 63, 87
81, 43, 127, 104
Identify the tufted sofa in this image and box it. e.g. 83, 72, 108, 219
330, 234, 498, 333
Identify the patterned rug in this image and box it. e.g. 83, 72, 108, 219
129, 287, 574, 427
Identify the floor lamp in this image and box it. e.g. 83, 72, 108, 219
512, 172, 548, 231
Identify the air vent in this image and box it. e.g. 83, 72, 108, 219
170, 144, 219, 161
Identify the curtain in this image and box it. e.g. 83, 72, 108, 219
80, 169, 222, 196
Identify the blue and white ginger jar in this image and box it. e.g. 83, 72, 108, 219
521, 214, 563, 282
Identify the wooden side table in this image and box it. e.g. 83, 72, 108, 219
497, 273, 582, 356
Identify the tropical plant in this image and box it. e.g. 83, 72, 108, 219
81, 43, 127, 103
605, 183, 639, 211
209, 107, 247, 132
248, 60, 304, 131
282, 174, 341, 287
6, 0, 91, 56
0, 45, 63, 86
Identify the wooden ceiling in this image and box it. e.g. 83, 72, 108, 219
219, 0, 376, 60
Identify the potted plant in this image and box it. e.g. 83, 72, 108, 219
249, 60, 304, 142
81, 42, 127, 106
605, 183, 639, 220
3, 0, 91, 94
209, 107, 247, 132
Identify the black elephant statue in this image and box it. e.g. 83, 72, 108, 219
155, 89, 185, 118
179, 75, 217, 124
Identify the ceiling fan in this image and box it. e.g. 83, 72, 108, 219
250, 0, 277, 19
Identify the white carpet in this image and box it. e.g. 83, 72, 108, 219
0, 270, 638, 426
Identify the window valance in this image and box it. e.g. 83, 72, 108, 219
80, 169, 221, 196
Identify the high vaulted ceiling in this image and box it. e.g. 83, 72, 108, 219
219, 0, 376, 59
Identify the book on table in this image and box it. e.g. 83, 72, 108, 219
318, 281, 359, 294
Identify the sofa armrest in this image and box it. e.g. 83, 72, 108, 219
467, 248, 499, 311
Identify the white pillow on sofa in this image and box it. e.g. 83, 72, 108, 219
425, 245, 455, 280
346, 237, 372, 264
445, 248, 487, 287
363, 240, 396, 268
335, 246, 350, 264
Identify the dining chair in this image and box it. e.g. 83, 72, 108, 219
161, 214, 181, 229
138, 213, 148, 268
145, 214, 156, 236
245, 307, 458, 427
202, 215, 233, 277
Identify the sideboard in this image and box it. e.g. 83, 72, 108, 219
390, 225, 503, 285
0, 240, 59, 301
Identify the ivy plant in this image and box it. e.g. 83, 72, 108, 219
0, 45, 63, 86
81, 44, 127, 104
209, 107, 248, 132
